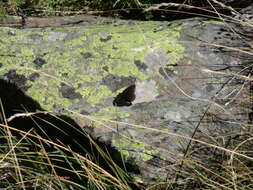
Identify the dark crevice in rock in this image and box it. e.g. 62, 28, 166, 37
3, 69, 30, 91
80, 52, 92, 59
134, 60, 147, 72
29, 72, 40, 81
33, 57, 47, 68
59, 83, 82, 100
102, 74, 136, 92
100, 35, 112, 42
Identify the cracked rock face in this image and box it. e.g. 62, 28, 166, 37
0, 15, 250, 182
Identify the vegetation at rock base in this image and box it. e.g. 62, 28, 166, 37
1, 0, 250, 18
0, 103, 141, 189
0, 0, 253, 189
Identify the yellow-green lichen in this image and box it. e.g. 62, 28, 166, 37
91, 106, 130, 127
0, 27, 24, 43
108, 60, 147, 80
0, 19, 186, 116
65, 35, 87, 47
187, 60, 192, 65
112, 138, 154, 162
26, 78, 72, 110
162, 126, 170, 133
202, 20, 224, 25
13, 47, 34, 67
95, 106, 129, 118
78, 85, 112, 105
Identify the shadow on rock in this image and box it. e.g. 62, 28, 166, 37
0, 78, 140, 189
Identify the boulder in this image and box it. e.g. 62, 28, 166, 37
0, 14, 251, 182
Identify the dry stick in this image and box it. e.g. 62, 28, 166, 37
7, 111, 52, 122
190, 41, 253, 56
202, 68, 253, 82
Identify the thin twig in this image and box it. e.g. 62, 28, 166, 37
7, 111, 52, 123
202, 68, 253, 82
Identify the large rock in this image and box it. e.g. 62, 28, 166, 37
0, 15, 250, 182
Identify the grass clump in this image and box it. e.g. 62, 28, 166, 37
0, 104, 140, 189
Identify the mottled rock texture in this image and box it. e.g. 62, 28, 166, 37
0, 14, 251, 182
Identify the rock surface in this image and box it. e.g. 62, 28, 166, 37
0, 15, 251, 182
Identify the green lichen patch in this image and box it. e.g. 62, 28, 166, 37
79, 85, 112, 105
202, 20, 224, 25
91, 106, 130, 127
0, 18, 186, 119
95, 106, 129, 118
26, 78, 72, 110
112, 137, 154, 162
